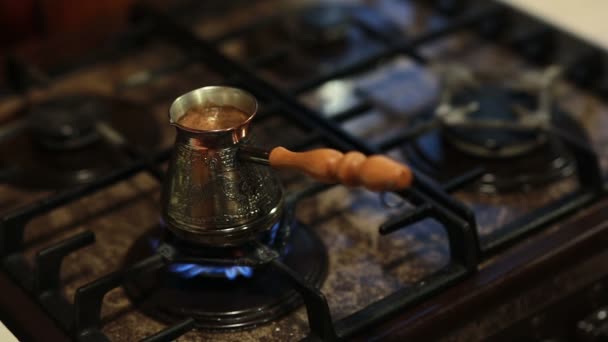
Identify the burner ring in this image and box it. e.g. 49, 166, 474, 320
29, 97, 106, 150
123, 221, 327, 330
441, 123, 548, 158
0, 94, 161, 189
288, 4, 352, 47
437, 85, 551, 159
404, 128, 577, 194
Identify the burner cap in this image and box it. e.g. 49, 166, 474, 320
291, 5, 351, 47
29, 97, 106, 150
443, 86, 545, 158
0, 95, 160, 189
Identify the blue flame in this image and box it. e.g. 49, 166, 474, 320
168, 263, 254, 280
268, 222, 280, 245
153, 219, 285, 280
148, 237, 254, 280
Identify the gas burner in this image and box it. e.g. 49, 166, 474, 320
404, 127, 576, 193
289, 4, 352, 48
404, 65, 585, 193
434, 65, 564, 158
0, 95, 160, 189
441, 85, 547, 158
29, 97, 106, 150
123, 221, 327, 330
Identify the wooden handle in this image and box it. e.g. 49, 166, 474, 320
268, 147, 414, 191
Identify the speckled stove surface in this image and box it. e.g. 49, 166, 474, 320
1, 0, 608, 341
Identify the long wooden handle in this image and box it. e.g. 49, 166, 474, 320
268, 147, 413, 191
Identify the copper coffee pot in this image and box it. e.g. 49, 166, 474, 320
161, 86, 413, 247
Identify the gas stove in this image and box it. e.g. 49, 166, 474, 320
1, 0, 608, 341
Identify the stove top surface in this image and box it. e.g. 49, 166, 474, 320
1, 0, 607, 341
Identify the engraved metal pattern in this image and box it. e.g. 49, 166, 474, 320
161, 138, 283, 246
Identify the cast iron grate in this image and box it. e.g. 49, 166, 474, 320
0, 1, 605, 341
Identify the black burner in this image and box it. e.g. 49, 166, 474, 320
405, 104, 585, 193
0, 95, 160, 189
292, 4, 351, 48
30, 97, 106, 150
123, 222, 327, 330
444, 86, 544, 158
